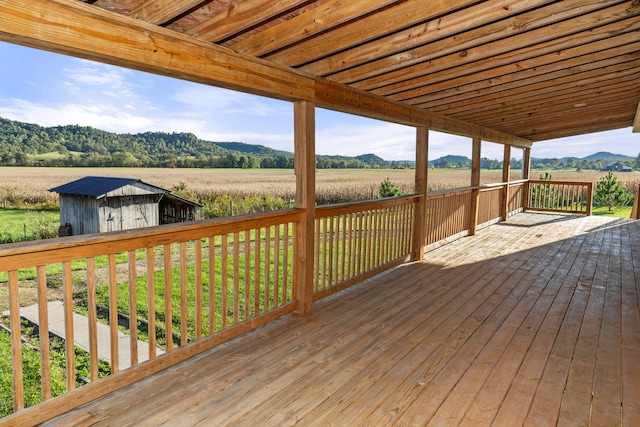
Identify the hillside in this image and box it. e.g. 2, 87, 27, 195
0, 117, 635, 171
0, 117, 390, 169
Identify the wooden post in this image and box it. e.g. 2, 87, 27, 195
501, 144, 511, 221
631, 184, 640, 219
522, 147, 531, 211
294, 101, 316, 315
469, 137, 481, 235
585, 182, 593, 216
412, 126, 428, 261
522, 147, 531, 180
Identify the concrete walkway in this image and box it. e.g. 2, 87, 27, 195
18, 301, 163, 370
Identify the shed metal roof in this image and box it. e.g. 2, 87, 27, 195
49, 176, 150, 198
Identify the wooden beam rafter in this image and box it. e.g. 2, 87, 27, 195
303, 0, 559, 77
184, 0, 309, 43
128, 0, 205, 25
392, 33, 640, 103
229, 0, 399, 57
352, 2, 640, 91
265, 0, 479, 67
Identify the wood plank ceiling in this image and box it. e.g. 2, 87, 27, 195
37, 1, 640, 141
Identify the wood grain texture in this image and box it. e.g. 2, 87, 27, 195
29, 212, 639, 426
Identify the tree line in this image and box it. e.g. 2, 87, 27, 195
0, 117, 407, 169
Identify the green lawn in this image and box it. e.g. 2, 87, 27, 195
0, 208, 59, 244
591, 205, 633, 218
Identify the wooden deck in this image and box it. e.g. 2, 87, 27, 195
42, 212, 640, 426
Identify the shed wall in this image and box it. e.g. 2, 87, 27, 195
59, 195, 100, 235
99, 195, 160, 232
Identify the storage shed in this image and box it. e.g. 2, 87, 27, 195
49, 176, 201, 236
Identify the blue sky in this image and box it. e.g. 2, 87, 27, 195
0, 41, 637, 161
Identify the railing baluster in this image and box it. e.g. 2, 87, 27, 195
233, 232, 240, 324
62, 261, 75, 391
222, 234, 229, 327
208, 236, 216, 334
147, 248, 156, 358
87, 257, 98, 382
254, 231, 261, 316
9, 270, 24, 412
163, 244, 172, 352
194, 240, 203, 339
36, 266, 51, 401
283, 224, 290, 303
179, 242, 188, 345
264, 227, 271, 311
108, 254, 119, 373
244, 230, 251, 321
128, 251, 138, 365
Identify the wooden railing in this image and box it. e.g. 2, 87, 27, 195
526, 180, 593, 215
313, 195, 417, 300
0, 209, 301, 418
424, 188, 472, 245
0, 178, 594, 422
508, 181, 526, 213
478, 185, 502, 225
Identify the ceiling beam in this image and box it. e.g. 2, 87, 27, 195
0, 0, 531, 148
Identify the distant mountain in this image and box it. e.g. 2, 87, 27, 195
214, 141, 291, 157
581, 151, 633, 161
355, 153, 386, 166
430, 155, 471, 167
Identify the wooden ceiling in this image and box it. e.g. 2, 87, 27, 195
3, 0, 640, 145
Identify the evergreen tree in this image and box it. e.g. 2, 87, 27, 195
378, 178, 403, 198
594, 172, 633, 211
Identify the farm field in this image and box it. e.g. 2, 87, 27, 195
2, 167, 638, 206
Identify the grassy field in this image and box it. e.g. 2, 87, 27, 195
0, 209, 59, 244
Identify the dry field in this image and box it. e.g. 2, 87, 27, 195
0, 167, 638, 205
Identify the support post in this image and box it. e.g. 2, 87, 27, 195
294, 101, 315, 315
412, 126, 428, 261
501, 144, 511, 221
469, 137, 481, 235
522, 147, 531, 211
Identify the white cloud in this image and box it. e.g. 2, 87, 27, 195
169, 86, 291, 117
532, 128, 638, 158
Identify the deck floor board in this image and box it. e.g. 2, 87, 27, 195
41, 213, 640, 426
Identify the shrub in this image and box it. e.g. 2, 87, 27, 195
594, 172, 633, 211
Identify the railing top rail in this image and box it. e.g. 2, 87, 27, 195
480, 179, 528, 189
427, 186, 475, 197
315, 194, 419, 218
0, 209, 304, 271
527, 179, 593, 186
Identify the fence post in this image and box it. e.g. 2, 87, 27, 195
293, 101, 315, 315
412, 126, 428, 261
